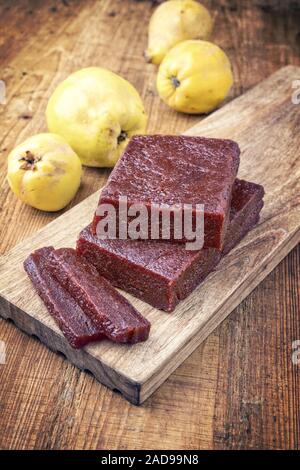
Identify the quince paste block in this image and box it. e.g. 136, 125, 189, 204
81, 179, 264, 312
92, 135, 240, 250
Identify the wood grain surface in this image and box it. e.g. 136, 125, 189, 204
0, 0, 299, 449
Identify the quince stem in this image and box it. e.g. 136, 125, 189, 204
19, 150, 42, 171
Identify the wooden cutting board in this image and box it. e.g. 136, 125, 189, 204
0, 66, 299, 405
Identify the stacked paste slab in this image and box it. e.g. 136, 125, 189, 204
92, 135, 241, 250
84, 135, 264, 311
78, 179, 264, 312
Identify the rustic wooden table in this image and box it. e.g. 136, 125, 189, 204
0, 0, 299, 450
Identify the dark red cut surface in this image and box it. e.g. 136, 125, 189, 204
78, 179, 264, 312
222, 178, 264, 255
23, 247, 104, 349
92, 135, 240, 250
47, 248, 150, 344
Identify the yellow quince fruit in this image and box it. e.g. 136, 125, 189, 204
156, 40, 233, 114
7, 133, 82, 212
46, 67, 147, 168
145, 0, 213, 65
